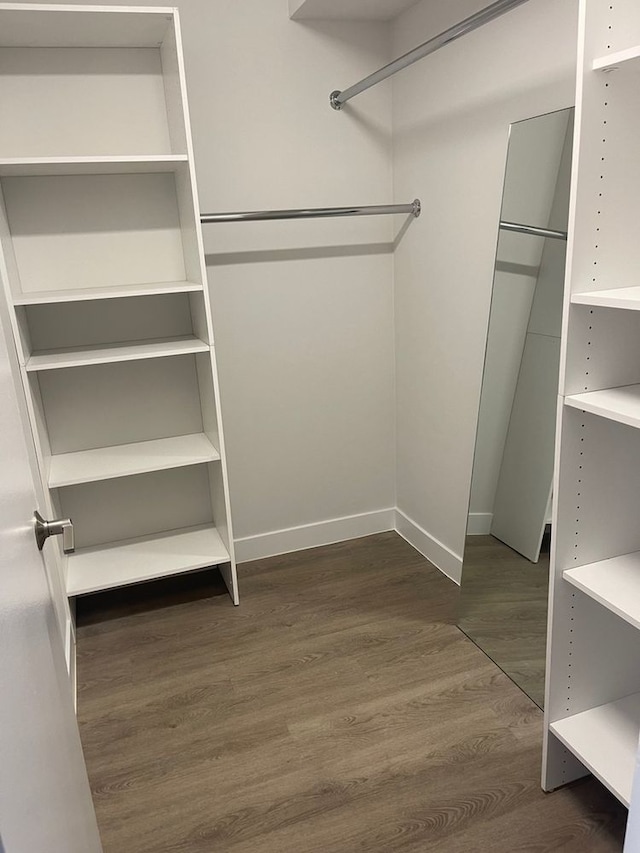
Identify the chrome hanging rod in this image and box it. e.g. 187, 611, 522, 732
201, 199, 421, 223
330, 0, 530, 110
500, 221, 568, 241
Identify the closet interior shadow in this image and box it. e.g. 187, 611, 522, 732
458, 106, 574, 709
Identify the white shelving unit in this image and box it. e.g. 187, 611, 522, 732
0, 4, 239, 665
543, 0, 640, 814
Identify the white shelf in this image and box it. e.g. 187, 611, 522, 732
0, 156, 189, 177
550, 693, 640, 807
564, 553, 640, 630
0, 6, 174, 49
565, 384, 640, 429
572, 286, 640, 310
13, 281, 203, 306
67, 525, 230, 597
48, 434, 220, 488
593, 45, 640, 71
25, 335, 209, 371
290, 0, 418, 20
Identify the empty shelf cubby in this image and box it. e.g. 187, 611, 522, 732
27, 353, 221, 487
0, 171, 201, 303
15, 291, 211, 369
0, 9, 187, 158
55, 464, 230, 596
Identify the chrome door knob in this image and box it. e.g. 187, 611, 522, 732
34, 510, 75, 554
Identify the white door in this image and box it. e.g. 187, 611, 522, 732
625, 736, 640, 851
0, 314, 102, 852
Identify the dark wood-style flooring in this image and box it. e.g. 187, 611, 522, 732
458, 533, 550, 709
76, 532, 627, 852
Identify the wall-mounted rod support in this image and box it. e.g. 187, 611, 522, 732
201, 199, 421, 223
329, 0, 530, 110
500, 221, 568, 241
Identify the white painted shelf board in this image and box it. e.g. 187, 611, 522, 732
0, 6, 174, 49
572, 286, 640, 310
67, 525, 230, 597
564, 553, 640, 630
565, 385, 640, 429
290, 0, 419, 20
0, 156, 188, 177
25, 335, 208, 371
549, 692, 640, 806
48, 433, 220, 488
593, 45, 640, 71
13, 281, 203, 306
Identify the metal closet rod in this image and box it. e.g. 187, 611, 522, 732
200, 199, 421, 223
330, 0, 531, 110
500, 221, 568, 241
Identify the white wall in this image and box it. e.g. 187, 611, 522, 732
14, 0, 398, 559
187, 2, 398, 555
9, 0, 579, 573
392, 0, 578, 581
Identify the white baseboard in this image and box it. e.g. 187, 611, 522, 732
466, 512, 493, 535
235, 508, 396, 564
234, 506, 463, 586
395, 509, 463, 584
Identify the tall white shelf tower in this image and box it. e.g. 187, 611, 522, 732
0, 3, 239, 677
544, 0, 640, 811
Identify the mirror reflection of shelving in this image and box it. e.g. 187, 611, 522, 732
0, 6, 238, 612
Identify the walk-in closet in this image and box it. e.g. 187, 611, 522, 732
1, 1, 638, 851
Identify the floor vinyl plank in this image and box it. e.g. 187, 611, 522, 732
459, 534, 550, 708
76, 531, 627, 852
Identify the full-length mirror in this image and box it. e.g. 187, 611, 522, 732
458, 107, 574, 709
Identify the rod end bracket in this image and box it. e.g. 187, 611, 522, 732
412, 199, 421, 218
330, 90, 343, 110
